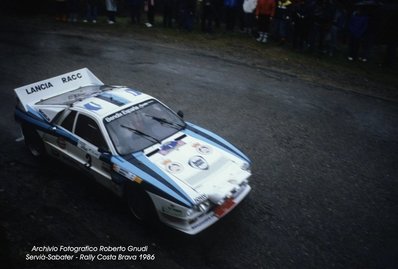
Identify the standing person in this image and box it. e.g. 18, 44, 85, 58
162, 0, 175, 27
68, 0, 79, 22
128, 0, 144, 25
213, 0, 223, 28
273, 0, 293, 44
242, 0, 257, 35
83, 0, 99, 23
237, 0, 245, 31
224, 0, 238, 31
55, 0, 68, 22
201, 0, 215, 33
347, 7, 369, 61
105, 0, 117, 24
291, 0, 309, 50
144, 0, 156, 27
255, 0, 275, 43
326, 1, 347, 56
179, 0, 196, 31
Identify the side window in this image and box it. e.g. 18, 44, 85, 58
75, 114, 108, 150
60, 111, 77, 132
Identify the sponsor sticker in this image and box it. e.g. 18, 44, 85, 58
104, 100, 154, 123
84, 102, 102, 111
188, 155, 209, 170
192, 143, 212, 155
159, 140, 186, 156
163, 160, 184, 174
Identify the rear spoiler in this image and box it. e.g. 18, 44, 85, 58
14, 68, 104, 111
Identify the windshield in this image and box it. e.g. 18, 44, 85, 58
104, 99, 185, 155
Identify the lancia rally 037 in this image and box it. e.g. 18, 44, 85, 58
14, 68, 252, 234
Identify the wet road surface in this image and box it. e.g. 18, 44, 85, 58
0, 17, 397, 269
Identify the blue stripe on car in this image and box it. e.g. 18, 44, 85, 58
112, 155, 194, 207
184, 122, 251, 163
96, 92, 130, 107
15, 108, 78, 145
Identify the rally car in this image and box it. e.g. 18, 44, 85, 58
14, 68, 252, 235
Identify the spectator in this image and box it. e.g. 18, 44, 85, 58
83, 0, 99, 23
55, 0, 68, 22
242, 0, 257, 35
326, 1, 347, 56
347, 7, 368, 61
291, 0, 310, 50
377, 2, 398, 66
179, 0, 196, 31
272, 0, 293, 45
144, 0, 156, 27
224, 0, 238, 31
213, 0, 224, 28
255, 0, 275, 43
127, 0, 143, 24
237, 0, 245, 31
162, 0, 175, 27
360, 3, 379, 62
201, 0, 215, 33
307, 0, 334, 52
105, 0, 117, 24
68, 0, 79, 22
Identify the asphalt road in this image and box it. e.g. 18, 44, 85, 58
0, 17, 397, 269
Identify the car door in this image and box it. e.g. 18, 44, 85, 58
71, 112, 114, 185
45, 110, 116, 192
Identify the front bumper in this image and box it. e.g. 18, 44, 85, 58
158, 183, 252, 235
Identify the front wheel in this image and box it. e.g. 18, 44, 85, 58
22, 126, 46, 158
125, 185, 158, 223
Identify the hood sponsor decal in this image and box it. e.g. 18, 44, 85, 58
159, 140, 186, 156
163, 160, 184, 174
188, 155, 209, 170
193, 143, 212, 155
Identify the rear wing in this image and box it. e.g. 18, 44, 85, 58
14, 68, 104, 111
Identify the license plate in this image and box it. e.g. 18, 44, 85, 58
214, 198, 236, 218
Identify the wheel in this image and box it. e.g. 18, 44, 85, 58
22, 125, 46, 158
125, 184, 158, 223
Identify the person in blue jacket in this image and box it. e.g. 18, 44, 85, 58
347, 7, 369, 61
225, 0, 238, 31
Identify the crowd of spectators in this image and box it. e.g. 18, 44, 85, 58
52, 0, 396, 65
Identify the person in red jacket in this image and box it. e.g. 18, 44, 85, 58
256, 0, 276, 43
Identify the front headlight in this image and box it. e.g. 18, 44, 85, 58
197, 200, 210, 212
186, 208, 194, 217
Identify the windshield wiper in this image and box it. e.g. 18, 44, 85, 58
145, 114, 185, 130
120, 125, 161, 144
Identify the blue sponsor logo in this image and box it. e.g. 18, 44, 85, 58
84, 102, 102, 111
160, 140, 186, 156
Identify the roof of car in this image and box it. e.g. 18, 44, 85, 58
72, 86, 154, 120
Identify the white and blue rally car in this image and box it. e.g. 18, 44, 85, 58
14, 68, 252, 234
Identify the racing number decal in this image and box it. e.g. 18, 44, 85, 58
84, 153, 92, 169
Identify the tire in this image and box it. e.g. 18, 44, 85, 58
22, 125, 46, 158
125, 184, 158, 223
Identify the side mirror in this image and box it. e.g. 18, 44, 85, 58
177, 110, 184, 119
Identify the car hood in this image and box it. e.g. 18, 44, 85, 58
146, 134, 251, 204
